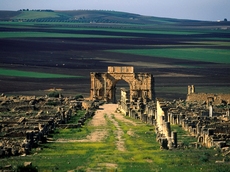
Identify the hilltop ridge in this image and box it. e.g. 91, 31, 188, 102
0, 9, 225, 25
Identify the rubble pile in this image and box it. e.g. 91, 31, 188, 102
0, 94, 97, 157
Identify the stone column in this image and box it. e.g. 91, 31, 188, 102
182, 119, 185, 129
93, 73, 97, 99
176, 114, 180, 125
166, 122, 171, 138
163, 108, 168, 122
104, 74, 107, 101
191, 85, 195, 93
167, 113, 171, 123
226, 110, 230, 116
170, 114, 174, 124
188, 85, 191, 95
178, 113, 183, 125
209, 105, 213, 117
159, 116, 164, 132
161, 138, 168, 149
172, 131, 177, 148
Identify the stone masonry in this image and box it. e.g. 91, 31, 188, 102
90, 66, 155, 103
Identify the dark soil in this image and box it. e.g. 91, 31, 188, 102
0, 11, 21, 20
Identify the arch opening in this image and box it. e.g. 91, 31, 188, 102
90, 66, 154, 103
113, 79, 130, 103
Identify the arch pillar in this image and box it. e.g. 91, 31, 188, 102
90, 66, 155, 103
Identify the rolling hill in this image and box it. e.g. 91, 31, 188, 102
0, 9, 225, 26
0, 9, 230, 99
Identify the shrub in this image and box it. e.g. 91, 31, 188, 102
199, 155, 209, 162
48, 91, 60, 98
199, 152, 210, 162
16, 165, 38, 172
75, 94, 84, 100
215, 165, 229, 172
224, 156, 230, 162
45, 101, 59, 106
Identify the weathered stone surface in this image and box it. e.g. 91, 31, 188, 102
90, 66, 155, 103
24, 162, 32, 167
0, 94, 90, 157
118, 82, 230, 151
187, 85, 230, 105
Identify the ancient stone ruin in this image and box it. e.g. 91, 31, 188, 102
187, 85, 230, 105
117, 79, 230, 154
90, 66, 155, 103
1, 66, 230, 162
0, 94, 98, 157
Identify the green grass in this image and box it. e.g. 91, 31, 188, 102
0, 21, 204, 36
0, 112, 228, 172
0, 68, 81, 78
171, 125, 197, 145
52, 110, 93, 140
0, 21, 208, 39
0, 31, 133, 38
109, 48, 230, 64
61, 27, 203, 35
0, 20, 228, 41
189, 41, 230, 47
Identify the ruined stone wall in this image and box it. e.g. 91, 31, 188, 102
187, 93, 230, 104
108, 66, 134, 73
155, 100, 177, 149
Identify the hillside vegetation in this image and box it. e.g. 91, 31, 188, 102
0, 9, 222, 25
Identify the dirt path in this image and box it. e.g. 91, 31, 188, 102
55, 103, 138, 152
92, 104, 139, 151
105, 106, 126, 151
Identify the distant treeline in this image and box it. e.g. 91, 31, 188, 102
18, 9, 54, 12
0, 10, 228, 25
6, 18, 124, 24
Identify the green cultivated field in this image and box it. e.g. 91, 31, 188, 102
0, 31, 133, 38
1, 17, 229, 65
109, 48, 230, 64
0, 68, 80, 78
13, 11, 61, 20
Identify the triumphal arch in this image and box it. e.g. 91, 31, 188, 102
90, 66, 155, 103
